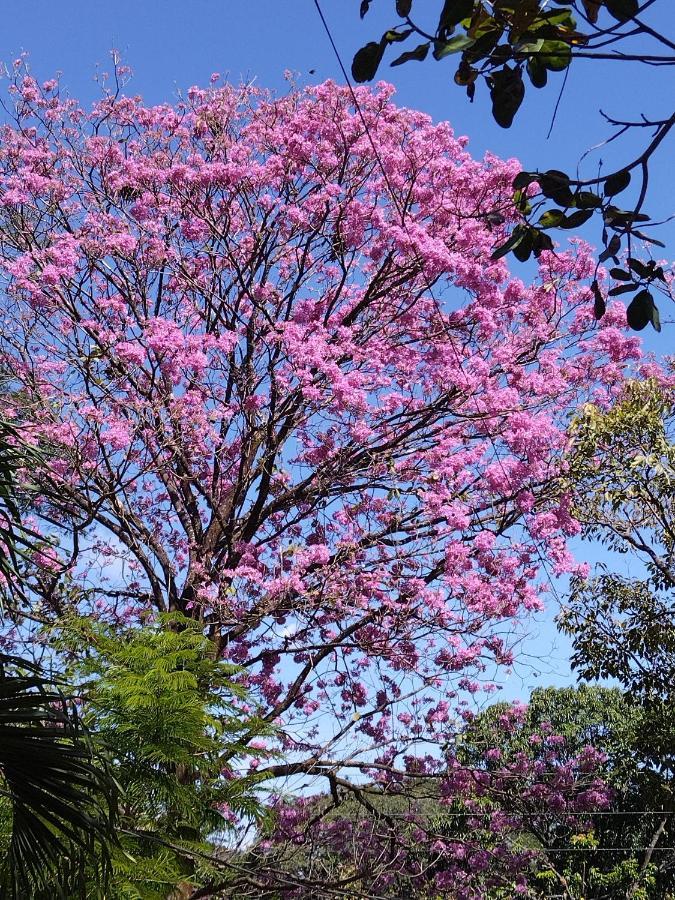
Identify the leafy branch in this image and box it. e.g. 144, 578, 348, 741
353, 1, 674, 330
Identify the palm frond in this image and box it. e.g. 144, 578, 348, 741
0, 653, 119, 898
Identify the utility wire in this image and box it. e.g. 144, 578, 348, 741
310, 0, 565, 607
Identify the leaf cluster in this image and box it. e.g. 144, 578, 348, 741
0, 653, 118, 899
353, 1, 674, 330
50, 613, 273, 898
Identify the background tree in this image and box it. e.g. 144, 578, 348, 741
561, 379, 675, 698
351, 0, 674, 330
549, 382, 675, 896
461, 686, 675, 899
248, 694, 612, 898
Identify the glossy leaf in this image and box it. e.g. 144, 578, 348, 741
539, 40, 571, 71
433, 34, 475, 59
391, 42, 430, 66
604, 169, 631, 196
526, 56, 547, 88
352, 41, 386, 82
538, 208, 565, 228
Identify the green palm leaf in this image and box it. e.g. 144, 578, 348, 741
0, 653, 119, 898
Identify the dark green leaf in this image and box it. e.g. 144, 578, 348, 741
491, 224, 526, 260
396, 0, 412, 16
489, 65, 525, 129
438, 0, 474, 34
609, 283, 638, 296
532, 229, 554, 256
580, 0, 601, 24
512, 171, 537, 190
626, 289, 655, 331
433, 34, 475, 59
391, 42, 430, 66
513, 188, 532, 215
610, 267, 631, 281
574, 191, 603, 209
604, 169, 631, 196
651, 303, 661, 332
526, 56, 548, 88
512, 227, 534, 262
538, 208, 565, 228
605, 0, 639, 23
591, 279, 606, 319
454, 58, 478, 85
539, 169, 574, 206
561, 208, 594, 228
384, 28, 413, 43
627, 257, 652, 279
539, 40, 571, 71
604, 206, 649, 225
360, 0, 371, 18
598, 234, 621, 262
632, 230, 665, 248
352, 41, 386, 82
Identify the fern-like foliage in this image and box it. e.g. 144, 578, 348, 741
58, 613, 273, 899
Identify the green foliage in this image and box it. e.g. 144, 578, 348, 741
55, 613, 272, 899
565, 380, 675, 578
463, 687, 675, 898
0, 417, 46, 598
0, 653, 118, 900
460, 684, 640, 770
549, 386, 675, 896
0, 420, 118, 898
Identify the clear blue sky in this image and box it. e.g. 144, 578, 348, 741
1, 0, 672, 700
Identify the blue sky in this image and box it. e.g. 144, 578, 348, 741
1, 0, 672, 701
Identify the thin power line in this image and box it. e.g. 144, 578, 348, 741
310, 0, 565, 607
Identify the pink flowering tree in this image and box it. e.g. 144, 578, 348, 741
254, 702, 611, 898
0, 61, 642, 887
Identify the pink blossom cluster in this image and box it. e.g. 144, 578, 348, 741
260, 702, 611, 897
